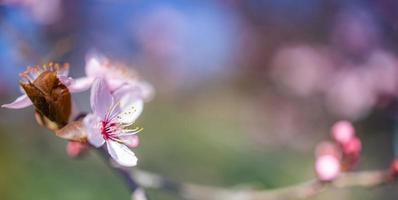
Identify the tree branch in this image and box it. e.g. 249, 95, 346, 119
128, 168, 392, 200
72, 113, 393, 200
95, 143, 392, 200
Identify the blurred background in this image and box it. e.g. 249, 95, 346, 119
1, 0, 398, 199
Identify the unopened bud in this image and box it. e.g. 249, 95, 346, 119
124, 135, 140, 148
332, 120, 355, 144
67, 141, 89, 158
390, 160, 398, 178
340, 137, 362, 171
342, 137, 362, 156
315, 154, 340, 181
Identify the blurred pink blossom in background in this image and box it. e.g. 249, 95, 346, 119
315, 154, 340, 181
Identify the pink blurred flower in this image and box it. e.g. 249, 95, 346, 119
331, 121, 355, 144
315, 154, 340, 182
366, 50, 398, 97
84, 79, 143, 167
2, 63, 84, 110
74, 53, 154, 101
66, 141, 89, 158
315, 141, 341, 181
271, 45, 332, 97
325, 68, 376, 120
330, 120, 361, 170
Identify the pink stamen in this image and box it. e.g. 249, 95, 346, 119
101, 120, 120, 141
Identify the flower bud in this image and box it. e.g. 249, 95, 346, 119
390, 160, 398, 178
315, 154, 341, 181
124, 135, 140, 148
332, 120, 355, 144
21, 66, 72, 130
342, 137, 362, 156
340, 137, 362, 171
66, 141, 89, 158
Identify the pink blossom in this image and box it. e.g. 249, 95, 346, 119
331, 121, 355, 144
2, 63, 84, 110
315, 154, 340, 181
271, 45, 332, 97
74, 53, 154, 101
326, 69, 376, 120
84, 78, 143, 167
366, 50, 398, 96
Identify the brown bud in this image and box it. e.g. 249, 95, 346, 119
21, 71, 71, 130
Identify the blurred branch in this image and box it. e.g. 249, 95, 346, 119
129, 168, 391, 200
93, 137, 391, 200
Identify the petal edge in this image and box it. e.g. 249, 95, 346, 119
2, 94, 32, 109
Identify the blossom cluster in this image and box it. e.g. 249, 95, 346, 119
2, 53, 153, 167
315, 121, 362, 181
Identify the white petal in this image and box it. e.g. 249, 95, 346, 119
113, 87, 144, 124
91, 78, 114, 118
2, 94, 32, 109
84, 114, 105, 147
106, 140, 138, 167
68, 77, 94, 93
117, 99, 143, 124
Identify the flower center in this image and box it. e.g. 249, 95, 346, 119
101, 120, 119, 141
